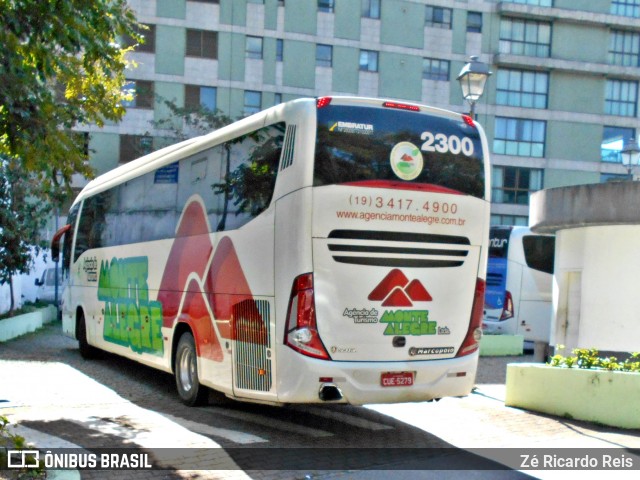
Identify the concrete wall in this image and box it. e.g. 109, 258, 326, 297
530, 183, 640, 354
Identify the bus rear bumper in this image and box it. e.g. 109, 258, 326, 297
276, 351, 479, 405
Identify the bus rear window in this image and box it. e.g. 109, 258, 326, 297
314, 104, 484, 198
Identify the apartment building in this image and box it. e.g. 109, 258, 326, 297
82, 0, 640, 225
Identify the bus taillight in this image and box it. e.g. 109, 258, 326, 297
316, 97, 332, 109
456, 278, 485, 357
500, 290, 514, 321
462, 115, 476, 128
285, 273, 330, 360
383, 101, 420, 112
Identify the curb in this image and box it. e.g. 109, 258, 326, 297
0, 306, 58, 342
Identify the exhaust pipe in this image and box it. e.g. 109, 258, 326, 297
318, 383, 343, 402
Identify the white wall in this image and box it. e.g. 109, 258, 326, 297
553, 225, 640, 353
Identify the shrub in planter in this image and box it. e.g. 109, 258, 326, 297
505, 346, 640, 429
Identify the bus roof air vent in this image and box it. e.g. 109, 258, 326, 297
280, 125, 297, 171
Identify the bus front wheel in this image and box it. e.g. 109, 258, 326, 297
174, 332, 208, 406
77, 311, 100, 359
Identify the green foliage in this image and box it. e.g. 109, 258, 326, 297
0, 0, 143, 188
0, 415, 45, 477
548, 345, 640, 373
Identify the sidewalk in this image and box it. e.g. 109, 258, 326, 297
363, 353, 640, 479
1, 324, 639, 479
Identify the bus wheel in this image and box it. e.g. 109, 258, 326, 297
77, 311, 99, 359
175, 332, 208, 406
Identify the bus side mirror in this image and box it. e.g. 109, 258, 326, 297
51, 224, 71, 262
35, 278, 43, 286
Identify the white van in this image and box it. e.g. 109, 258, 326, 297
35, 267, 62, 304
483, 226, 554, 346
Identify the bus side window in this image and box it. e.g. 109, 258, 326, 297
522, 235, 555, 275
215, 122, 285, 231
74, 192, 112, 261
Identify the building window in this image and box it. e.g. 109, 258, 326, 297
359, 50, 378, 72
276, 39, 283, 61
121, 80, 154, 109
123, 24, 156, 53
425, 6, 452, 29
186, 29, 218, 59
422, 58, 449, 81
609, 30, 640, 67
492, 166, 543, 205
502, 0, 552, 6
188, 0, 220, 3
494, 117, 546, 158
496, 69, 548, 109
119, 135, 153, 163
362, 0, 381, 19
274, 93, 282, 105
316, 44, 333, 67
601, 126, 636, 163
244, 90, 262, 116
185, 85, 217, 111
467, 12, 482, 33
605, 79, 638, 117
318, 0, 334, 13
611, 0, 640, 17
246, 36, 263, 59
499, 18, 551, 57
491, 214, 529, 226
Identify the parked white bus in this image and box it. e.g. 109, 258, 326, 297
483, 226, 555, 346
52, 96, 491, 406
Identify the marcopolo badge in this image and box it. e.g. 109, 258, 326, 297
390, 142, 423, 181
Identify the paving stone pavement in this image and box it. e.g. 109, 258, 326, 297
1, 323, 640, 480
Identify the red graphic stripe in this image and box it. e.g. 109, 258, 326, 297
179, 279, 223, 361
158, 200, 213, 327
343, 180, 464, 195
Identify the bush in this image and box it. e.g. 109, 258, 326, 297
548, 345, 640, 373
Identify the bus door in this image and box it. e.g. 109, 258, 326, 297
51, 203, 80, 336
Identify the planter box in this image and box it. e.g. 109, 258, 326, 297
0, 306, 57, 342
505, 363, 640, 429
480, 334, 524, 356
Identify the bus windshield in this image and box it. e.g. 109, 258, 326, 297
314, 104, 485, 198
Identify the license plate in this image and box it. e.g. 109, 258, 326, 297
381, 371, 414, 387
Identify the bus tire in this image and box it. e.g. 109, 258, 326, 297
77, 311, 99, 359
175, 332, 208, 406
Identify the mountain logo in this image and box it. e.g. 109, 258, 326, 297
389, 141, 423, 181
368, 269, 433, 307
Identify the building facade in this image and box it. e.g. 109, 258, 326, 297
82, 0, 640, 225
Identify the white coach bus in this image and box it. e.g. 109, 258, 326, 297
52, 96, 491, 406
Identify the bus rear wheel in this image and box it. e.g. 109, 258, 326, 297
174, 332, 208, 406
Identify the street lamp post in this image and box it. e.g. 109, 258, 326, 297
457, 55, 492, 119
621, 138, 640, 180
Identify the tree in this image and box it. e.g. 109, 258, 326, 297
0, 159, 52, 313
0, 0, 143, 188
0, 0, 142, 313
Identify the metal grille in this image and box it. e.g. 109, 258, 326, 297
327, 229, 470, 268
233, 299, 272, 392
279, 125, 296, 170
